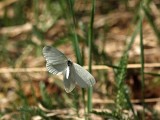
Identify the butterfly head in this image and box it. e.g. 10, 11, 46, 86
67, 60, 73, 66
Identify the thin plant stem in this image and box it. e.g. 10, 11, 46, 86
139, 12, 145, 120
67, 0, 82, 64
87, 0, 95, 114
33, 0, 39, 24
142, 5, 160, 43
125, 20, 141, 52
67, 0, 85, 118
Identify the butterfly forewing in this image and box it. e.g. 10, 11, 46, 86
73, 63, 96, 88
43, 46, 68, 65
43, 46, 68, 74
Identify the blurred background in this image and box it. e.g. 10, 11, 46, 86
0, 0, 160, 119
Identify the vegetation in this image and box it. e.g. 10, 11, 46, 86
0, 0, 160, 119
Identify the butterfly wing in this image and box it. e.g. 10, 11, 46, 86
63, 66, 76, 93
46, 62, 67, 75
43, 46, 68, 74
73, 63, 96, 88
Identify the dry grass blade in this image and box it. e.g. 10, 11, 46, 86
0, 23, 32, 37
93, 97, 160, 104
0, 67, 47, 73
0, 63, 160, 73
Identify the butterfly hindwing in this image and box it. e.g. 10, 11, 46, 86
63, 66, 76, 93
46, 62, 67, 75
73, 63, 96, 88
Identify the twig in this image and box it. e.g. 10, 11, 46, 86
93, 97, 160, 104
0, 67, 47, 73
0, 63, 160, 73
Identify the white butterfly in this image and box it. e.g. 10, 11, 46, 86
43, 46, 96, 93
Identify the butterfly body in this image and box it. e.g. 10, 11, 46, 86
67, 60, 73, 66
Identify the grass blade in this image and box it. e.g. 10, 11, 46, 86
139, 11, 145, 120
87, 0, 95, 113
67, 0, 84, 117
67, 0, 82, 65
142, 5, 160, 43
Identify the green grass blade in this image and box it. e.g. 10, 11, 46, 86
39, 81, 53, 109
87, 0, 95, 113
68, 0, 82, 65
142, 5, 160, 43
123, 90, 139, 120
33, 0, 39, 24
139, 12, 145, 120
125, 20, 141, 52
144, 72, 160, 76
67, 0, 84, 117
